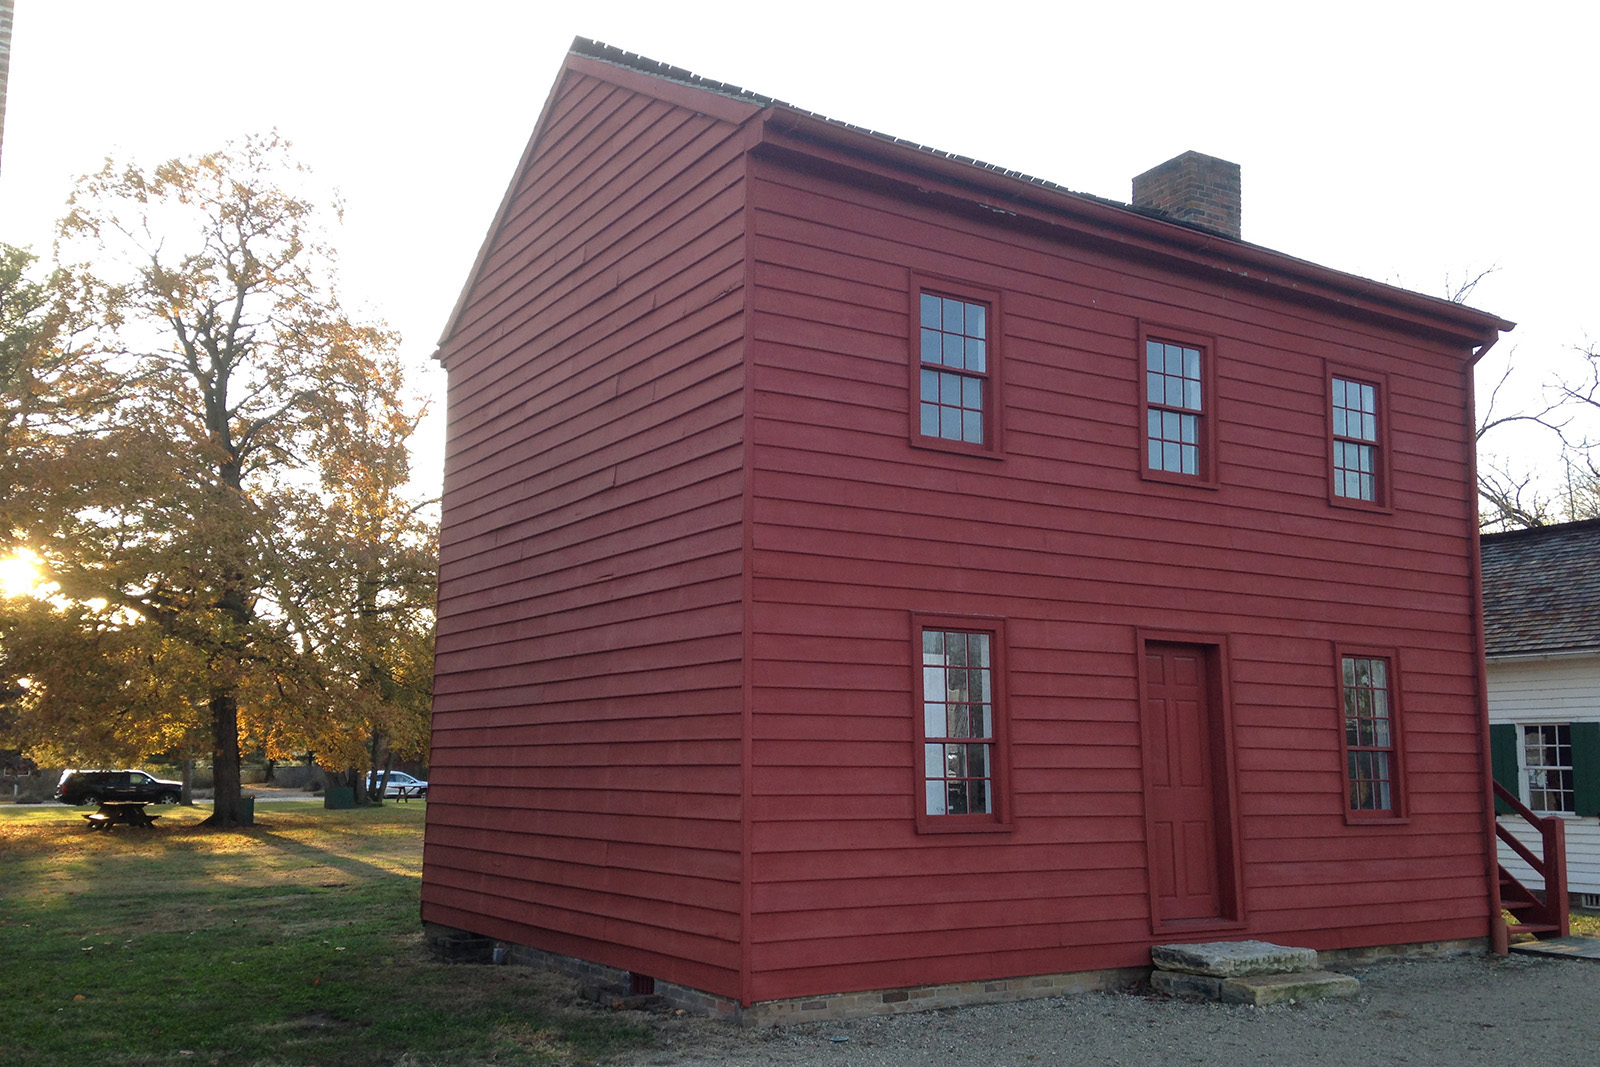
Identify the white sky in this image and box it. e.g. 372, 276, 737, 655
3, 1, 1595, 494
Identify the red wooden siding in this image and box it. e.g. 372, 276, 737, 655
425, 47, 1505, 1011
740, 152, 1488, 1001
423, 62, 759, 999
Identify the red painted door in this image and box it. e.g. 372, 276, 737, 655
1144, 643, 1222, 921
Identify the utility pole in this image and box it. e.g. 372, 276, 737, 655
0, 0, 13, 176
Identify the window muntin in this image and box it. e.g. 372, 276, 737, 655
1341, 653, 1400, 817
1146, 339, 1203, 476
1137, 324, 1217, 487
918, 292, 989, 446
1523, 724, 1576, 813
922, 628, 994, 816
913, 614, 1010, 833
1331, 376, 1379, 502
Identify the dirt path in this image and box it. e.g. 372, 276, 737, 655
612, 953, 1595, 1067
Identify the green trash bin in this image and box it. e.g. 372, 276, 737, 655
214, 796, 255, 824
324, 786, 355, 809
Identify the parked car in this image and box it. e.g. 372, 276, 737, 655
57, 769, 182, 806
377, 771, 428, 799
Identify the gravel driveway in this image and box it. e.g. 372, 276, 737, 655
614, 953, 1595, 1067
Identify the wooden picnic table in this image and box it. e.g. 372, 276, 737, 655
82, 800, 161, 831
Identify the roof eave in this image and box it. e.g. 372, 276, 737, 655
754, 107, 1514, 350
1486, 648, 1600, 663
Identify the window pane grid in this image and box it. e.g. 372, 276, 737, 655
1343, 655, 1397, 813
1523, 724, 1575, 813
922, 629, 994, 816
919, 292, 987, 446
1332, 376, 1379, 502
1145, 339, 1203, 476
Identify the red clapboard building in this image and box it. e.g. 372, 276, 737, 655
421, 38, 1515, 1019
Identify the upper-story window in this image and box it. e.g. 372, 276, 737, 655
910, 278, 1001, 457
1327, 367, 1391, 510
1139, 324, 1217, 487
1332, 377, 1378, 499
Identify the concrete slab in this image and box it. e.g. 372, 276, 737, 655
1221, 970, 1360, 1006
1149, 971, 1223, 1000
1151, 940, 1320, 978
1509, 936, 1600, 961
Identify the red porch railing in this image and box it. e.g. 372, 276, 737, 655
1493, 781, 1569, 944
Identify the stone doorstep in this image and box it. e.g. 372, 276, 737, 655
1221, 970, 1361, 1006
1151, 939, 1319, 978
1150, 968, 1361, 1006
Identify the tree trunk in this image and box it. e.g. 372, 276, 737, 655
201, 689, 246, 827
367, 731, 392, 805
372, 748, 394, 806
180, 757, 195, 806
345, 765, 370, 806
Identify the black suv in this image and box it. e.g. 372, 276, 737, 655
57, 770, 182, 806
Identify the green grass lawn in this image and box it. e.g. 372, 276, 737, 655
0, 802, 651, 1067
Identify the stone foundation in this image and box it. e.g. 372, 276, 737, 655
741, 967, 1148, 1026
505, 941, 745, 1021
1317, 937, 1486, 965
493, 933, 1144, 1025
421, 924, 1490, 1025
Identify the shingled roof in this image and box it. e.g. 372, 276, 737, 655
1480, 518, 1600, 657
566, 38, 1162, 221
438, 39, 1514, 358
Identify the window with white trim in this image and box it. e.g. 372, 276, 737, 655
1522, 724, 1576, 814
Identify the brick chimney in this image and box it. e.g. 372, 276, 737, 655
1132, 151, 1241, 240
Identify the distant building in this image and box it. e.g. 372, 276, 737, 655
1483, 518, 1600, 906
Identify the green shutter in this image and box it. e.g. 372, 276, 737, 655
1572, 722, 1600, 818
1490, 724, 1519, 815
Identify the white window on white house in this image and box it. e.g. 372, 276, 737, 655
1491, 721, 1600, 818
1522, 724, 1576, 814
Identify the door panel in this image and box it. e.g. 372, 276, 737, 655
1144, 643, 1224, 921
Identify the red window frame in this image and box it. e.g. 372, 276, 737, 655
908, 274, 1003, 459
1325, 364, 1393, 512
1138, 322, 1219, 489
911, 612, 1012, 834
1335, 644, 1407, 824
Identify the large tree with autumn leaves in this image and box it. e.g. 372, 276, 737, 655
0, 136, 434, 825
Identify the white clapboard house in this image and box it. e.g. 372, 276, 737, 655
1483, 518, 1600, 908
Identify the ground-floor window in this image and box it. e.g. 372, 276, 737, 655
913, 613, 1010, 833
1522, 723, 1576, 813
1491, 721, 1600, 818
1336, 646, 1404, 821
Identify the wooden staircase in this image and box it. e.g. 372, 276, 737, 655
1494, 781, 1569, 944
